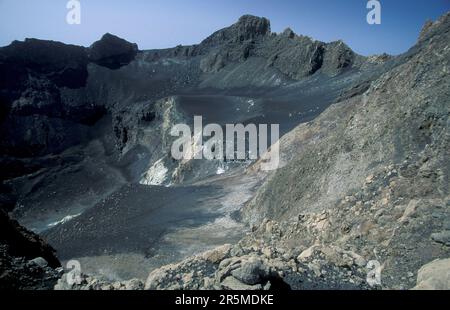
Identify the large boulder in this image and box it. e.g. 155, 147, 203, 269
413, 258, 450, 290
197, 15, 360, 79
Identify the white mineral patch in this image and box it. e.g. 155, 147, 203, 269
47, 213, 81, 228
216, 166, 226, 175
140, 158, 168, 186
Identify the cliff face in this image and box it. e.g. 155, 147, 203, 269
88, 33, 139, 69
0, 33, 141, 159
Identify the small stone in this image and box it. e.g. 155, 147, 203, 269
203, 277, 214, 288
431, 231, 450, 246
308, 263, 322, 277
29, 257, 48, 268
413, 258, 450, 290
348, 252, 367, 267
221, 276, 262, 290
201, 244, 232, 264
262, 247, 272, 258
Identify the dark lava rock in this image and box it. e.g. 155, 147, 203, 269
0, 35, 110, 158
0, 209, 61, 289
0, 210, 60, 268
231, 259, 270, 285
88, 33, 138, 69
0, 183, 16, 212
431, 231, 450, 246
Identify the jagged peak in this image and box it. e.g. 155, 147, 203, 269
88, 33, 138, 69
235, 14, 271, 36
418, 11, 450, 42
200, 15, 271, 47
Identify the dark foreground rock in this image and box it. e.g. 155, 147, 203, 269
0, 12, 449, 290
0, 209, 62, 289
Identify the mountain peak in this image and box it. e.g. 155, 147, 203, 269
235, 15, 271, 39
88, 33, 138, 69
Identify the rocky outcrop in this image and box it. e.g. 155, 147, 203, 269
1, 12, 449, 291
0, 246, 62, 290
0, 209, 62, 289
62, 12, 448, 291
55, 274, 144, 290
0, 210, 60, 268
0, 38, 102, 158
413, 258, 450, 290
140, 240, 371, 290
0, 32, 139, 158
88, 33, 138, 69
0, 181, 62, 290
0, 38, 89, 92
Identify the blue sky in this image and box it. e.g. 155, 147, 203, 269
0, 0, 449, 55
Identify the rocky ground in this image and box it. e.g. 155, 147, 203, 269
0, 203, 62, 289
